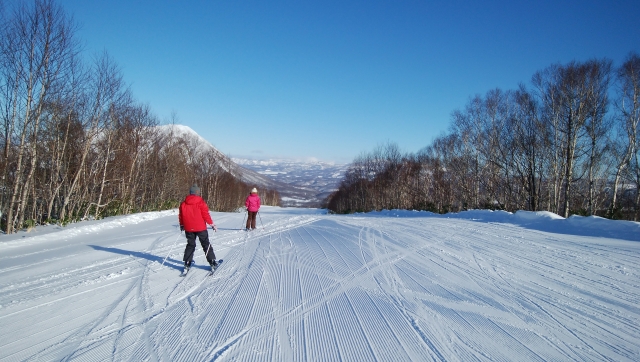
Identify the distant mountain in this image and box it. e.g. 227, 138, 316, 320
233, 158, 349, 207
158, 125, 346, 207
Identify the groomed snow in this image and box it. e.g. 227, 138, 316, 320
0, 207, 638, 361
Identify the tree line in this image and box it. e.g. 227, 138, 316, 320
327, 54, 640, 221
0, 0, 279, 234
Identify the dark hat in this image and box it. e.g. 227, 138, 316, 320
189, 185, 200, 195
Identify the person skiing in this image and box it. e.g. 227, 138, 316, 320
245, 187, 261, 230
179, 184, 218, 273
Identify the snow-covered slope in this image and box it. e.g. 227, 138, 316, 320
1, 208, 639, 361
157, 124, 255, 178
158, 125, 322, 205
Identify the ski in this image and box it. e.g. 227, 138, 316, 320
180, 266, 190, 277
209, 259, 224, 276
180, 260, 195, 277
179, 259, 222, 277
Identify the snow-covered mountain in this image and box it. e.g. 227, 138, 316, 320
1, 207, 639, 360
233, 158, 349, 207
158, 125, 331, 206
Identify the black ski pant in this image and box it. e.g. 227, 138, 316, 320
246, 211, 257, 229
183, 230, 216, 265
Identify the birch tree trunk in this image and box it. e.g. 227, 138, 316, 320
610, 53, 640, 217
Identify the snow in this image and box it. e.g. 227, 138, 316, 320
155, 125, 283, 192
1, 207, 639, 361
158, 124, 217, 155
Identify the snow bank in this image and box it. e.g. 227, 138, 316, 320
362, 209, 640, 242
0, 210, 178, 247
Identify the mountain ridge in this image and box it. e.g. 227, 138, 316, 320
159, 125, 346, 206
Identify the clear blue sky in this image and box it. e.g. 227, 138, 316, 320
54, 0, 639, 163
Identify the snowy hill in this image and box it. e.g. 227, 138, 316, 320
233, 158, 349, 207
158, 125, 327, 206
158, 124, 270, 183
1, 208, 639, 361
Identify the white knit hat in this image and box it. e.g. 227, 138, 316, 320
251, 187, 258, 193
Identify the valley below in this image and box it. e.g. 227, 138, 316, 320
234, 158, 349, 207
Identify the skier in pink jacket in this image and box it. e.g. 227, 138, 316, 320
245, 187, 261, 230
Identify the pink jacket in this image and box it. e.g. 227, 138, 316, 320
245, 194, 261, 212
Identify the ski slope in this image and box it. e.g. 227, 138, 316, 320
0, 207, 639, 361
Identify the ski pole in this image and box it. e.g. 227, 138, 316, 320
258, 211, 264, 230
242, 210, 247, 230
205, 241, 212, 260
161, 228, 182, 268
205, 226, 216, 264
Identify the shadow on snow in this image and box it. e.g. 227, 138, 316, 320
88, 245, 188, 272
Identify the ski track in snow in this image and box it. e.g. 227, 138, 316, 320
0, 207, 639, 361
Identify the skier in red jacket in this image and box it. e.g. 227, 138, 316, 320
245, 187, 261, 230
179, 185, 218, 273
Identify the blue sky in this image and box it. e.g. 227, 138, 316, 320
55, 0, 639, 163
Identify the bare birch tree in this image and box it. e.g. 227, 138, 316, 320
583, 59, 612, 215
609, 53, 640, 219
0, 0, 78, 233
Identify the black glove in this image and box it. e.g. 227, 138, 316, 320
180, 225, 184, 231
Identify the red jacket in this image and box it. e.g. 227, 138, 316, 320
179, 194, 214, 232
245, 194, 261, 212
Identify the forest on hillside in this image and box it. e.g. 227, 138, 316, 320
328, 55, 640, 221
0, 0, 279, 234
